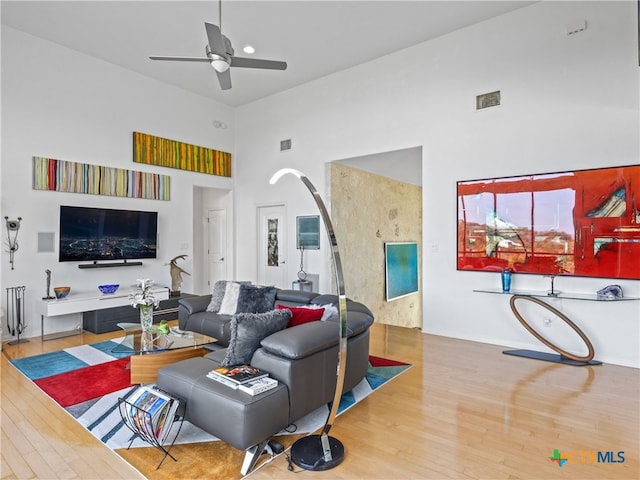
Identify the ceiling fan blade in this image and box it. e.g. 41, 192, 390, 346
230, 56, 287, 70
216, 69, 232, 90
149, 56, 210, 63
205, 22, 228, 56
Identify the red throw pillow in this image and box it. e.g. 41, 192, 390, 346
276, 305, 325, 327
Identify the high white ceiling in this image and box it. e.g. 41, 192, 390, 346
2, 0, 536, 107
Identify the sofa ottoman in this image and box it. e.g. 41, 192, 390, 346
157, 356, 290, 452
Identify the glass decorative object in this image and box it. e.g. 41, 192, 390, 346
501, 268, 512, 292
139, 305, 154, 331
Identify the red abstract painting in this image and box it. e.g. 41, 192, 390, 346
457, 165, 640, 280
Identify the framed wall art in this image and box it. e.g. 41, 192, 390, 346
296, 215, 320, 249
133, 131, 232, 177
385, 242, 419, 301
267, 218, 279, 266
32, 156, 170, 200
457, 164, 640, 280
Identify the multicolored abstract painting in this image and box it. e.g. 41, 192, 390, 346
32, 156, 170, 200
457, 164, 640, 279
133, 132, 231, 177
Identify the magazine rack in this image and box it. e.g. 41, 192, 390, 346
117, 386, 185, 469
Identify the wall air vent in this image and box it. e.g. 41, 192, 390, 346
566, 20, 587, 36
476, 90, 501, 110
280, 139, 292, 151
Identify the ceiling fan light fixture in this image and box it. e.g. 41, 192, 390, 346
210, 58, 230, 72
151, 20, 287, 91
243, 45, 255, 54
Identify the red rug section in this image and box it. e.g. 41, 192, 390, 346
369, 355, 409, 367
34, 357, 132, 407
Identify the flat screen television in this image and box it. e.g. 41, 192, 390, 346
59, 205, 158, 262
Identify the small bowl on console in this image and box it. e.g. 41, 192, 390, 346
53, 286, 71, 300
98, 284, 119, 295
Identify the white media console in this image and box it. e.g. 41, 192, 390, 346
38, 286, 170, 341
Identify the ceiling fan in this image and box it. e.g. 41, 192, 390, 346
149, 2, 287, 90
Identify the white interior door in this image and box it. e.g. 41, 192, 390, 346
257, 204, 287, 288
208, 209, 227, 287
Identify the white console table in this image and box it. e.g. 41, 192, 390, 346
38, 287, 170, 341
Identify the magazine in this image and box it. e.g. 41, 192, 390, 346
209, 365, 269, 385
154, 392, 180, 444
126, 386, 178, 443
238, 377, 278, 396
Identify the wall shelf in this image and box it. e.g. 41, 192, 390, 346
473, 288, 639, 302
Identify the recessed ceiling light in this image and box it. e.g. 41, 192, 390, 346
243, 45, 255, 54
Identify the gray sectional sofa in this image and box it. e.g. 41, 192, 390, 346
157, 287, 374, 474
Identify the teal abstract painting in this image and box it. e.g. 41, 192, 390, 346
385, 242, 419, 301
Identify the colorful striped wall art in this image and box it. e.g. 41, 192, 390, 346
32, 156, 170, 201
133, 132, 232, 177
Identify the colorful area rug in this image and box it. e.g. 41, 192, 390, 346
10, 341, 411, 478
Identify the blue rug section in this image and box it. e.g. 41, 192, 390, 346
90, 340, 132, 359
335, 360, 412, 413
372, 365, 409, 380
10, 350, 88, 380
365, 362, 411, 390
365, 372, 391, 390
338, 390, 357, 411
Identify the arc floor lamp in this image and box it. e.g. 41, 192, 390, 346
270, 168, 348, 470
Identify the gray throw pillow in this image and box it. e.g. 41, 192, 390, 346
206, 280, 228, 312
222, 309, 292, 366
235, 284, 277, 314
206, 280, 250, 313
218, 281, 242, 315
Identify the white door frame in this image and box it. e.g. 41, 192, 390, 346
207, 208, 228, 289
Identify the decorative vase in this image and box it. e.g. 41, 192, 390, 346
139, 305, 153, 331
501, 268, 512, 292
140, 329, 154, 352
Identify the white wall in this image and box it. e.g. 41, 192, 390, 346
2, 2, 638, 367
233, 1, 640, 366
1, 26, 235, 338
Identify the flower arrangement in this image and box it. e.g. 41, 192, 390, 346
130, 278, 159, 331
129, 278, 160, 310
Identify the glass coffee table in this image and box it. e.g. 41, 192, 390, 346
114, 323, 217, 384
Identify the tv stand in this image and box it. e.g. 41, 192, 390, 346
78, 260, 143, 269
38, 287, 169, 340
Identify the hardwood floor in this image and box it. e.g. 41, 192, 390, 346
2, 323, 638, 479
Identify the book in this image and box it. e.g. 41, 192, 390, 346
208, 365, 269, 385
238, 377, 278, 396
206, 371, 239, 389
